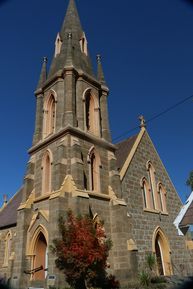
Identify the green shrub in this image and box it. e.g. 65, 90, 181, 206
146, 253, 156, 271
139, 270, 150, 288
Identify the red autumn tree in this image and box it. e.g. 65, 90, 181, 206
51, 210, 119, 289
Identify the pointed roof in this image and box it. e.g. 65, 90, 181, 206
97, 55, 107, 85
36, 57, 47, 90
48, 0, 94, 79
60, 0, 83, 41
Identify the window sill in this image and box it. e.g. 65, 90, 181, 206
143, 208, 168, 216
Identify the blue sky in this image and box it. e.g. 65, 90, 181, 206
0, 0, 192, 206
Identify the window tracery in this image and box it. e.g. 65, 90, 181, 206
141, 162, 168, 214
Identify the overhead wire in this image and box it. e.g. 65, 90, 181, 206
112, 94, 193, 143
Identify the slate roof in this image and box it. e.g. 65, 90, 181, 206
180, 199, 193, 227
0, 188, 23, 229
115, 134, 138, 171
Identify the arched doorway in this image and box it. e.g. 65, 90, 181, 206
152, 227, 173, 276
155, 235, 164, 275
33, 232, 48, 280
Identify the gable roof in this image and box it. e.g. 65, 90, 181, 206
115, 127, 146, 180
0, 188, 23, 229
174, 191, 193, 235
115, 134, 138, 170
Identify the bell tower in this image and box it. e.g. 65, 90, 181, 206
25, 0, 121, 200
12, 2, 130, 288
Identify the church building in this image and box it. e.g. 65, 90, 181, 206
0, 0, 192, 288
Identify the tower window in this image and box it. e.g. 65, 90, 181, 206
42, 150, 52, 194
43, 94, 56, 138
88, 147, 101, 192
84, 90, 100, 136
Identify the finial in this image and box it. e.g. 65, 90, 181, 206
3, 194, 8, 207
3, 194, 7, 203
139, 115, 146, 128
67, 32, 72, 39
43, 57, 48, 63
97, 54, 101, 64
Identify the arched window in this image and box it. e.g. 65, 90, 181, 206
42, 150, 52, 194
147, 161, 157, 210
43, 94, 56, 138
3, 231, 12, 267
84, 89, 100, 136
158, 183, 167, 213
140, 177, 153, 209
88, 147, 101, 192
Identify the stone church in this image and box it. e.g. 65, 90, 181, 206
0, 0, 192, 288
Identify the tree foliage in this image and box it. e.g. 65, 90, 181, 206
186, 170, 193, 191
51, 210, 119, 289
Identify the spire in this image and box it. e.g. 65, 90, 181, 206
97, 54, 106, 85
36, 57, 47, 90
48, 0, 94, 79
60, 0, 83, 41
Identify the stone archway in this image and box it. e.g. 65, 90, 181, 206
33, 232, 48, 280
152, 227, 173, 276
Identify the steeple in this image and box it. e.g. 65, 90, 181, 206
97, 54, 107, 85
36, 57, 47, 90
48, 0, 93, 79
60, 0, 83, 41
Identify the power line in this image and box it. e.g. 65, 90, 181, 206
113, 94, 193, 142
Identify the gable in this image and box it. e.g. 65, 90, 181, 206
120, 129, 182, 213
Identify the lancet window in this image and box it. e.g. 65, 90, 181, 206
3, 231, 12, 267
158, 183, 167, 213
147, 161, 157, 209
41, 150, 52, 195
88, 147, 101, 192
141, 177, 153, 209
141, 161, 167, 213
43, 93, 56, 138
84, 90, 100, 136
